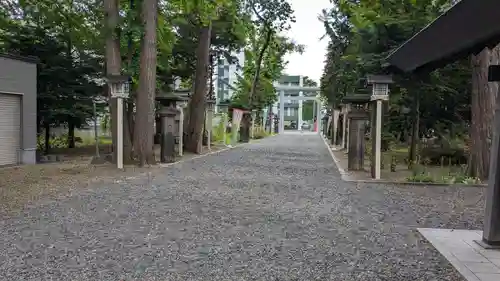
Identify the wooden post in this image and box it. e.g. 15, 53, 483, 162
347, 109, 368, 170
205, 106, 213, 150
160, 106, 177, 163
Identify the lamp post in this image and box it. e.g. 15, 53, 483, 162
93, 98, 99, 158
367, 75, 393, 179
106, 75, 131, 169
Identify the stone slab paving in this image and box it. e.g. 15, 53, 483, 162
0, 134, 486, 280
418, 228, 500, 281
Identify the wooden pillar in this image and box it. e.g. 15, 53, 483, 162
347, 109, 368, 170
333, 109, 340, 145
159, 106, 177, 163
205, 107, 214, 150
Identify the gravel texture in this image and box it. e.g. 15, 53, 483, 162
0, 134, 486, 280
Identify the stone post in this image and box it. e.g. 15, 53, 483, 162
342, 104, 351, 150
274, 115, 279, 134
177, 104, 184, 157
333, 109, 340, 145
222, 112, 228, 145
347, 108, 369, 170
205, 106, 214, 150
250, 110, 256, 139
159, 105, 177, 163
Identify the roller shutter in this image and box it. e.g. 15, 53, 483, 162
0, 93, 21, 165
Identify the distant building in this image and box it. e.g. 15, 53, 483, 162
0, 53, 37, 165
214, 51, 245, 112
270, 75, 306, 129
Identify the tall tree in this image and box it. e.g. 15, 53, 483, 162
133, 0, 158, 165
185, 21, 213, 153
239, 0, 295, 139
469, 47, 500, 179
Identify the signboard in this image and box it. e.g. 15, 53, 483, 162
233, 109, 244, 128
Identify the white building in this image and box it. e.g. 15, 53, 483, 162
214, 51, 245, 112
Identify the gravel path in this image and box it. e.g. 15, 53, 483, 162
0, 134, 485, 280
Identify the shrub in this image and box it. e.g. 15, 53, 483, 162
420, 146, 467, 165
252, 126, 270, 139
406, 173, 434, 183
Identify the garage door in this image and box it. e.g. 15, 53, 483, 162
0, 94, 21, 166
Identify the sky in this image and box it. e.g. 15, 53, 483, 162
283, 0, 331, 84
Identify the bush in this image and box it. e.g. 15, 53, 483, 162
420, 146, 467, 165
406, 173, 434, 183
252, 126, 270, 139
37, 134, 69, 150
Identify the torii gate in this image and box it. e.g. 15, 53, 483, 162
274, 84, 323, 135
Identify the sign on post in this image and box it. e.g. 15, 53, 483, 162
231, 109, 245, 146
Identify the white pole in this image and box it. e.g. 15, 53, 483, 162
341, 112, 347, 148
279, 90, 285, 134
375, 99, 383, 179
178, 105, 184, 156
93, 100, 100, 158
222, 112, 228, 145
117, 97, 123, 169
316, 99, 321, 135
298, 76, 303, 131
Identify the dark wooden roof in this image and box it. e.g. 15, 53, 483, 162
0, 53, 39, 64
278, 75, 301, 84
386, 0, 500, 73
342, 94, 371, 104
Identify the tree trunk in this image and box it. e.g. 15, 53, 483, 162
469, 46, 500, 180
123, 0, 135, 161
330, 104, 335, 145
134, 0, 158, 166
186, 22, 212, 154
44, 122, 50, 155
67, 119, 75, 148
104, 0, 121, 163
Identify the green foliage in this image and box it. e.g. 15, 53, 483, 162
252, 126, 270, 139
406, 173, 434, 183
320, 0, 471, 150
231, 31, 302, 110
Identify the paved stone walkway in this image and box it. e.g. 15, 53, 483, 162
0, 134, 485, 280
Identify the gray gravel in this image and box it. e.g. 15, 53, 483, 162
0, 134, 485, 280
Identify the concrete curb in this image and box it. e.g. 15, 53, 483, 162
320, 134, 351, 181
320, 134, 486, 188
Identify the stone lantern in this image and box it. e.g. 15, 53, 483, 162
341, 94, 371, 171
205, 97, 216, 150
322, 114, 330, 136
366, 75, 393, 179
250, 109, 258, 139
217, 100, 230, 146
156, 91, 189, 163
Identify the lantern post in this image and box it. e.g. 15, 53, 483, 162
106, 75, 131, 169
367, 75, 393, 179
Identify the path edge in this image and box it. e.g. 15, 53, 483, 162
320, 134, 350, 181
319, 134, 485, 188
